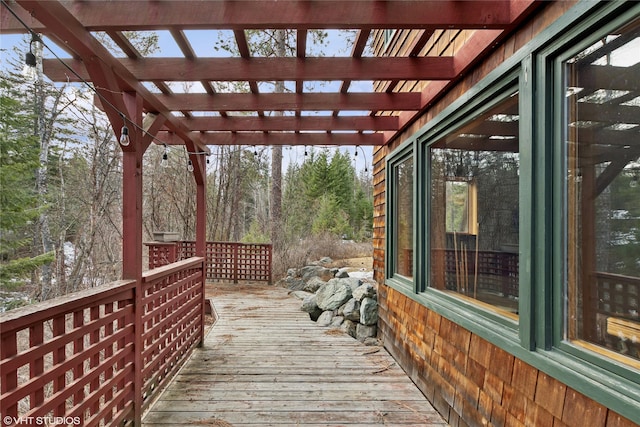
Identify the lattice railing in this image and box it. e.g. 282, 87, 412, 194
0, 257, 205, 427
146, 241, 272, 284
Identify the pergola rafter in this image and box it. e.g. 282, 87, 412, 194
1, 0, 542, 149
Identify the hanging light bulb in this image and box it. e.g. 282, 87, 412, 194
206, 155, 210, 165
160, 148, 169, 168
187, 159, 194, 172
119, 125, 130, 146
119, 114, 130, 146
25, 33, 38, 67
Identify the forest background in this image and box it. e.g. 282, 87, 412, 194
0, 30, 374, 311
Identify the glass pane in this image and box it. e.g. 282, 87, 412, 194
430, 92, 519, 317
565, 18, 640, 362
394, 157, 414, 278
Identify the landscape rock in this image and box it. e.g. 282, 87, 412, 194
352, 283, 376, 301
316, 310, 334, 326
330, 316, 345, 327
316, 279, 352, 311
341, 319, 357, 339
360, 297, 378, 325
279, 276, 306, 290
356, 323, 377, 341
335, 269, 350, 278
284, 260, 379, 344
303, 277, 325, 293
290, 290, 313, 300
342, 298, 361, 322
342, 277, 363, 292
300, 265, 334, 282
301, 294, 319, 313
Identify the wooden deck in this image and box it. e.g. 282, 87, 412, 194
142, 283, 447, 427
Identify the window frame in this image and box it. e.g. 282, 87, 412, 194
385, 139, 418, 294
543, 2, 640, 390
419, 74, 523, 330
383, 2, 640, 421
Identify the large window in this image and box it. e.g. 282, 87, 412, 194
383, 4, 640, 421
564, 18, 640, 362
393, 156, 414, 279
430, 92, 520, 318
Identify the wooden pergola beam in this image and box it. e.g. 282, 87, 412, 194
158, 131, 384, 146
179, 115, 400, 132
1, 1, 521, 32
43, 56, 456, 82
152, 92, 423, 112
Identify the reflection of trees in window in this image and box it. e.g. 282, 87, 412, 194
430, 92, 520, 317
395, 158, 413, 278
565, 17, 640, 362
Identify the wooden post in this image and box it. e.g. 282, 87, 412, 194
120, 91, 144, 425
196, 178, 207, 346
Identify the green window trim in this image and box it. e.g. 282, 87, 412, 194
383, 1, 640, 423
385, 139, 417, 294
545, 1, 640, 410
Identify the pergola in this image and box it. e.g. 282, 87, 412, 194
1, 0, 541, 281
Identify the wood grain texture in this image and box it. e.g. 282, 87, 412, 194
142, 284, 447, 426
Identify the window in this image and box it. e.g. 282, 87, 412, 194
430, 92, 520, 318
564, 17, 640, 362
393, 156, 414, 279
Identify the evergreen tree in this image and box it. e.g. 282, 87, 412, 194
0, 76, 53, 294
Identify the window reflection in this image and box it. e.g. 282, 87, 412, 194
430, 92, 520, 317
394, 158, 414, 278
565, 18, 640, 361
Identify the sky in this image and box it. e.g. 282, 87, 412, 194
1, 29, 375, 173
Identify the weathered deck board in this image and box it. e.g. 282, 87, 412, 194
142, 284, 446, 426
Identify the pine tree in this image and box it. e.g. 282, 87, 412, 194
0, 76, 53, 296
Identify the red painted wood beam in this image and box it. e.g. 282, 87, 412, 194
2, 1, 519, 32
44, 56, 456, 82
153, 92, 422, 112
158, 131, 385, 146
180, 115, 399, 132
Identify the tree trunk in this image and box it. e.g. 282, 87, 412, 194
32, 39, 55, 300
270, 29, 286, 245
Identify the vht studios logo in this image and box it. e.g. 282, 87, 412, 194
2, 416, 81, 426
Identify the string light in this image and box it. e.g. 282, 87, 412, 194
5, 3, 373, 174
119, 114, 130, 146
2, 1, 206, 159
356, 145, 369, 173
160, 145, 169, 168
24, 33, 39, 67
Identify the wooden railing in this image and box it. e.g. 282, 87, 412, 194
146, 241, 272, 284
0, 257, 205, 427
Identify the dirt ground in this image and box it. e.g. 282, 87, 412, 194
328, 256, 373, 270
